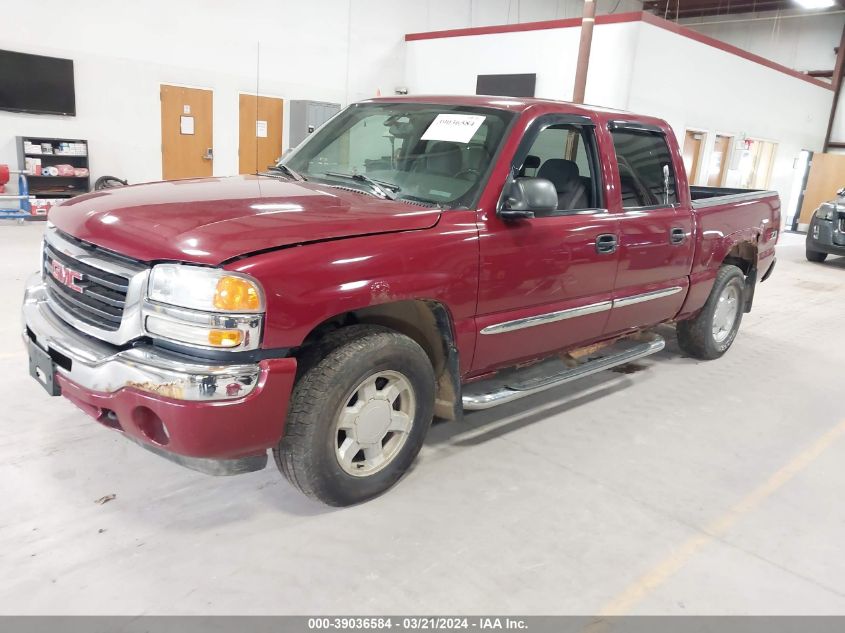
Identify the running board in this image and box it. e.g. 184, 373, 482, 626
462, 335, 665, 411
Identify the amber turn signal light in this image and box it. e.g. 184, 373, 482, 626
207, 329, 244, 348
213, 276, 261, 312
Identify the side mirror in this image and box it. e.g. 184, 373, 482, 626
837, 186, 845, 198
500, 177, 558, 220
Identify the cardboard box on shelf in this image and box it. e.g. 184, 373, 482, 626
30, 197, 64, 216
24, 157, 43, 175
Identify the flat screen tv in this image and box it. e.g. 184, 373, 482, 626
476, 73, 536, 98
0, 49, 76, 116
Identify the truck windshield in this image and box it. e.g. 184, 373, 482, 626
280, 102, 514, 208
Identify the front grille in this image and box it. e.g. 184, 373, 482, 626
43, 241, 132, 332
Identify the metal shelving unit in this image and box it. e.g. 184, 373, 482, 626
16, 136, 90, 219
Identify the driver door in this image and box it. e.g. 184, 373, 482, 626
472, 115, 619, 373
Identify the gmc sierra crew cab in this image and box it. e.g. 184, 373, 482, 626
22, 96, 779, 506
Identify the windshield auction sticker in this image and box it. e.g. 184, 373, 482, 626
421, 114, 486, 144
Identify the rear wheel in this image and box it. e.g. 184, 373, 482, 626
806, 247, 827, 263
275, 325, 435, 506
677, 264, 745, 360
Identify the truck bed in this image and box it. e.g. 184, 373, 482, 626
689, 185, 775, 208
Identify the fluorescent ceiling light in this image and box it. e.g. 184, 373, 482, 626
793, 0, 835, 9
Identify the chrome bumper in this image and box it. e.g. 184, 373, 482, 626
22, 273, 260, 402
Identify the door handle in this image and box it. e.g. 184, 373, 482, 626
202, 148, 214, 161
596, 234, 618, 254
670, 227, 686, 245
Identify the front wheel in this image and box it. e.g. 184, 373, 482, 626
677, 264, 745, 360
275, 325, 435, 506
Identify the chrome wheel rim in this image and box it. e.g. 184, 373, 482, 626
334, 370, 416, 477
712, 284, 740, 344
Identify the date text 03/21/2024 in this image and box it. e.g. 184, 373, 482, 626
307, 617, 528, 630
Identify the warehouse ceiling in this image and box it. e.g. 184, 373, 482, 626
644, 0, 842, 18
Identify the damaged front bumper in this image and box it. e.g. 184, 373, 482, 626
23, 275, 260, 402
22, 273, 297, 474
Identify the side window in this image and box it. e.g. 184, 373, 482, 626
610, 128, 678, 209
519, 124, 599, 213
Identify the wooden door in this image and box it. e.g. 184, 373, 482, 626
707, 134, 731, 187
682, 130, 704, 184
798, 153, 845, 224
239, 94, 284, 174
160, 85, 213, 180
751, 140, 777, 189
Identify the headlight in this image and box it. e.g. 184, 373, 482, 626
148, 264, 263, 313
815, 204, 837, 221
144, 265, 264, 351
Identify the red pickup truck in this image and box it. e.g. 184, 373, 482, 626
23, 96, 779, 506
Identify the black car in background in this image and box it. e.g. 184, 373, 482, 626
807, 187, 845, 263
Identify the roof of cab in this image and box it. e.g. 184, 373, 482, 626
360, 94, 669, 129
362, 94, 632, 114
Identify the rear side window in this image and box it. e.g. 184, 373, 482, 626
610, 128, 678, 209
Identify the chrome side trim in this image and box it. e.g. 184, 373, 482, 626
613, 286, 684, 308
23, 276, 259, 402
480, 287, 684, 335
479, 300, 612, 335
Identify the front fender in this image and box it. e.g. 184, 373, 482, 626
227, 210, 481, 369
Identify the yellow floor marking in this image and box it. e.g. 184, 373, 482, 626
600, 417, 845, 616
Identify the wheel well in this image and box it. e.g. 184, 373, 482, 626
723, 241, 757, 275
723, 240, 758, 312
297, 300, 461, 421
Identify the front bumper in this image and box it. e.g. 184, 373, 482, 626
22, 274, 297, 473
807, 217, 845, 256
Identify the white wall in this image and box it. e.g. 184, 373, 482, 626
0, 0, 646, 186
682, 9, 845, 147
627, 22, 831, 206
421, 0, 643, 29
3, 0, 835, 199
7, 0, 630, 185
681, 9, 845, 74
406, 27, 583, 99
832, 95, 845, 144
405, 17, 833, 210
1, 0, 435, 185
406, 21, 640, 106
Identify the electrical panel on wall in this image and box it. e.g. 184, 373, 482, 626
289, 100, 341, 149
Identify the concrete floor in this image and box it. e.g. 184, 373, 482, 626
1, 223, 844, 615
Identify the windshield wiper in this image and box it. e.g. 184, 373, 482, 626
324, 171, 399, 200
263, 164, 306, 181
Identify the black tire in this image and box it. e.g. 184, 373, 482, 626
275, 325, 435, 506
677, 264, 745, 360
806, 247, 827, 263
93, 175, 129, 190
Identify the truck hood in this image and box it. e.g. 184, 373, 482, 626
49, 175, 442, 265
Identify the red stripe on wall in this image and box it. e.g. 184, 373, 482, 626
404, 16, 584, 41
405, 11, 832, 91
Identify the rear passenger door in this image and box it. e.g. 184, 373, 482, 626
603, 122, 694, 335
473, 114, 619, 373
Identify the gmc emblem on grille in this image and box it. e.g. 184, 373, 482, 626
50, 261, 84, 293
